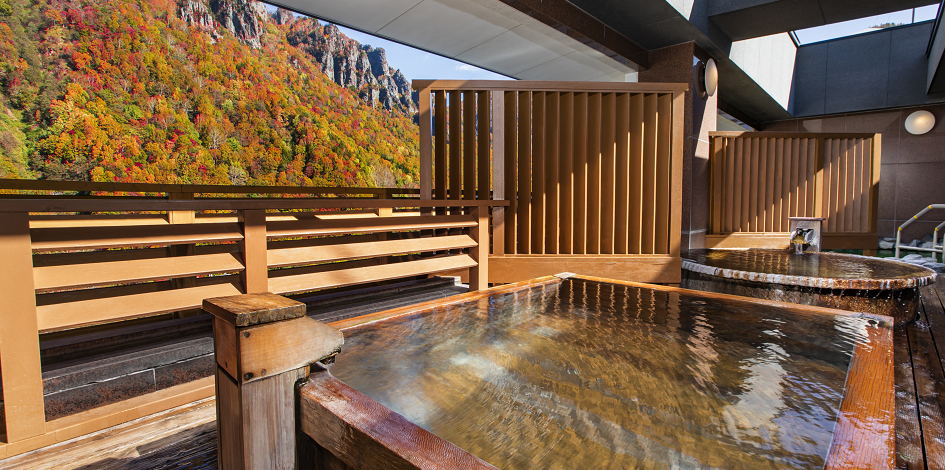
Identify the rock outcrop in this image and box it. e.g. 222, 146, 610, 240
177, 0, 417, 113
287, 21, 417, 113
208, 0, 267, 49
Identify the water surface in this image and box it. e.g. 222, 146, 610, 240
683, 249, 929, 281
332, 279, 872, 469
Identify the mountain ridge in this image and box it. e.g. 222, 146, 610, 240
0, 0, 420, 186
178, 0, 417, 113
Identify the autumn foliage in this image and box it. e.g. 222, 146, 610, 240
0, 0, 420, 188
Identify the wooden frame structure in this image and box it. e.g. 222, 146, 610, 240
706, 132, 882, 250
414, 80, 687, 284
0, 196, 503, 458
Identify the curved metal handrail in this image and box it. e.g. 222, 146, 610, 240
895, 204, 945, 262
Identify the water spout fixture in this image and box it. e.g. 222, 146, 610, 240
788, 217, 825, 252
790, 228, 815, 245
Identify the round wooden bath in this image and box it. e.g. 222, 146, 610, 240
681, 249, 936, 325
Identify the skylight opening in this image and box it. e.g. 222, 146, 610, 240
793, 4, 940, 45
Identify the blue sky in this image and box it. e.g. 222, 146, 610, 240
794, 4, 940, 44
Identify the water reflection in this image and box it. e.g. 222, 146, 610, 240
332, 279, 871, 469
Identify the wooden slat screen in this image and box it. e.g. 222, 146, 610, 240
709, 132, 881, 236
418, 81, 684, 258
0, 197, 502, 456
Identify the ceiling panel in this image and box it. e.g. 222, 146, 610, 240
456, 25, 576, 75
274, 0, 423, 33
377, 0, 520, 57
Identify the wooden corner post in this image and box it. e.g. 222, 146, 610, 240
0, 211, 46, 442
203, 294, 343, 470
470, 206, 490, 290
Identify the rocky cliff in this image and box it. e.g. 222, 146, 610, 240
177, 0, 417, 113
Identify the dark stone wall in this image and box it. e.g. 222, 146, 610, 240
791, 22, 945, 117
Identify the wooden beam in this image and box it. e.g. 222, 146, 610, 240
0, 212, 46, 442
240, 210, 268, 295
266, 215, 477, 239
267, 235, 477, 268
469, 207, 489, 291
268, 255, 477, 296
823, 321, 895, 469
33, 252, 244, 292
6, 198, 506, 214
419, 88, 433, 200
413, 80, 688, 94
300, 367, 498, 470
491, 90, 506, 256
488, 254, 680, 284
31, 223, 243, 252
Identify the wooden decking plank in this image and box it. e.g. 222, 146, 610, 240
927, 281, 945, 371
0, 398, 216, 469
907, 290, 945, 469
894, 323, 926, 470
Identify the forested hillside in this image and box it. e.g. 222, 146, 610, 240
0, 0, 420, 187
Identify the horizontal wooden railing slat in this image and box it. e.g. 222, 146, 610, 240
267, 235, 476, 268
266, 215, 477, 239
36, 281, 243, 332
0, 178, 420, 196
269, 254, 477, 296
31, 223, 243, 252
33, 252, 245, 292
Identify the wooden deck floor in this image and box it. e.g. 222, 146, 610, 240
2, 279, 945, 470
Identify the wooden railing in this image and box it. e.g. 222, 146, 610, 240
706, 132, 881, 250
0, 196, 503, 456
0, 178, 420, 199
415, 80, 687, 284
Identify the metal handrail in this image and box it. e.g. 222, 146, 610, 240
895, 204, 945, 262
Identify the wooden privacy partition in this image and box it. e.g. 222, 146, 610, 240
0, 196, 503, 458
706, 132, 881, 250
414, 80, 687, 284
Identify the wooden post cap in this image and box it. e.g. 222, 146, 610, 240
203, 293, 306, 327
204, 293, 344, 384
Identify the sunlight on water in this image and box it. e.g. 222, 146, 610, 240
331, 279, 872, 469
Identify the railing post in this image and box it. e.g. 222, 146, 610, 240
470, 206, 490, 290
167, 191, 196, 224
203, 294, 343, 470
375, 189, 393, 218
239, 209, 268, 294
0, 212, 47, 442
168, 191, 198, 317
375, 191, 392, 265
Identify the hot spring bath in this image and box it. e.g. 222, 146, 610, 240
681, 249, 936, 325
319, 275, 895, 469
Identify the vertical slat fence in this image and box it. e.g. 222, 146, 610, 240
415, 80, 687, 284
707, 132, 881, 250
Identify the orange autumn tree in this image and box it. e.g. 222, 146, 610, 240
0, 0, 420, 188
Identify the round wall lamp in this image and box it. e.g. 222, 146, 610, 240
905, 110, 935, 135
700, 58, 718, 97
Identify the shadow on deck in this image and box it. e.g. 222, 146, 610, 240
3, 279, 945, 470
